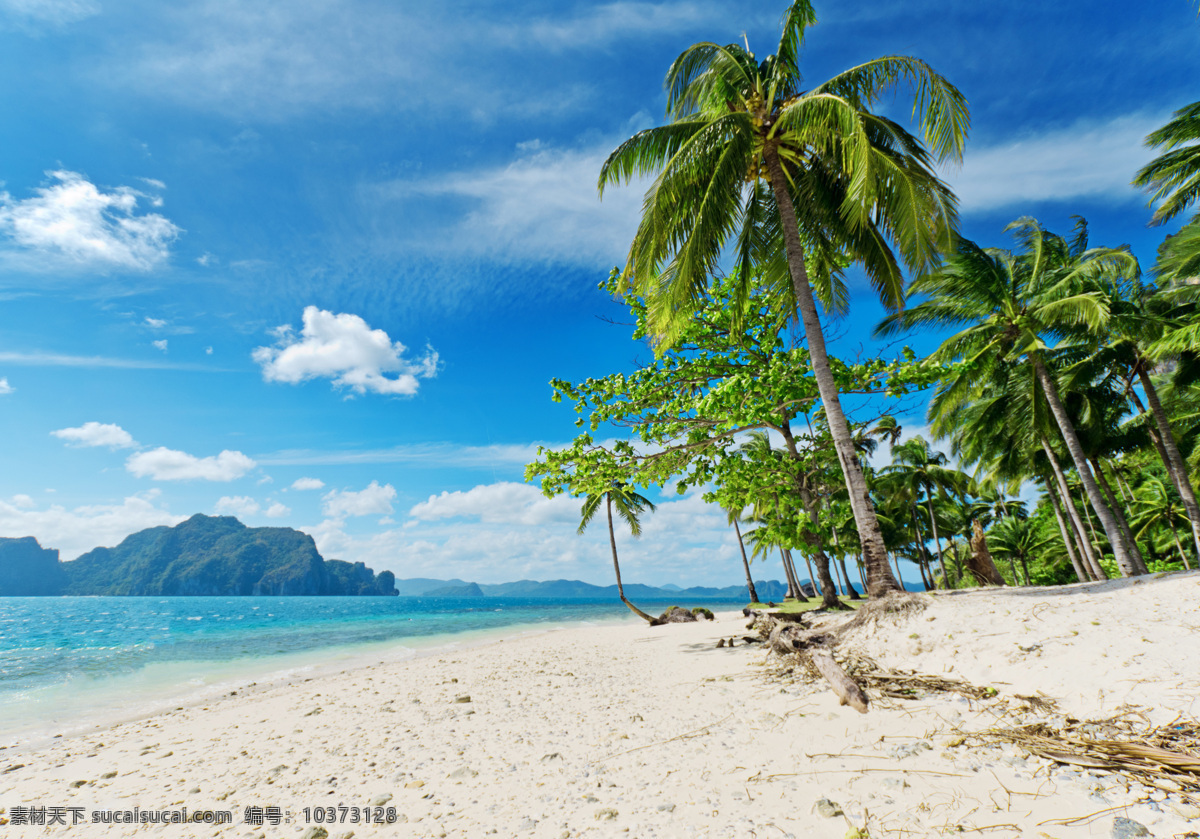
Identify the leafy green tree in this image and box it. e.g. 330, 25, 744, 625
987, 516, 1053, 585
881, 436, 966, 588
578, 483, 658, 623
1131, 476, 1195, 569
878, 218, 1149, 576
597, 0, 968, 597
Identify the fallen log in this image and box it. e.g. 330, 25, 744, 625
765, 616, 870, 714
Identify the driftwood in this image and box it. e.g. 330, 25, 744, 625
763, 617, 869, 714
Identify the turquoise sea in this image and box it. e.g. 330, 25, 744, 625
0, 595, 742, 748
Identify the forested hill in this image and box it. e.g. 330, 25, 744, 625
0, 514, 397, 596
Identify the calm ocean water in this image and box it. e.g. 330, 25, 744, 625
0, 595, 742, 747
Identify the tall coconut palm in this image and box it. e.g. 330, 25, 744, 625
1131, 477, 1195, 570
598, 0, 968, 598
578, 484, 657, 623
725, 505, 760, 602
987, 516, 1052, 586
878, 218, 1148, 577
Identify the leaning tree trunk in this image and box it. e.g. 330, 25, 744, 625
1043, 435, 1107, 580
606, 496, 655, 623
1033, 357, 1141, 576
1044, 477, 1090, 582
764, 146, 900, 598
828, 524, 862, 599
1091, 458, 1150, 575
1167, 515, 1193, 570
908, 498, 934, 591
1136, 361, 1200, 563
779, 546, 797, 599
732, 517, 760, 603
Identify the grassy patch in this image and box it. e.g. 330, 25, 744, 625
746, 598, 862, 615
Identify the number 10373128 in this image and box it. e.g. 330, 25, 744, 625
302, 806, 398, 824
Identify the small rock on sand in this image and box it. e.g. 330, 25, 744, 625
1111, 817, 1152, 839
813, 798, 843, 817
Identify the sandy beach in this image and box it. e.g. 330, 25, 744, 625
2, 572, 1199, 838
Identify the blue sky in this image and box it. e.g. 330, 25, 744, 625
0, 0, 1196, 588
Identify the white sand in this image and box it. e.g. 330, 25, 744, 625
2, 571, 1199, 838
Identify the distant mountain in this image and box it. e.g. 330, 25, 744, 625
0, 515, 397, 596
424, 582, 485, 597
0, 536, 68, 596
394, 576, 785, 601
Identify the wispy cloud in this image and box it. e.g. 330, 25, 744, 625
257, 441, 546, 468
945, 112, 1164, 214
0, 171, 180, 272
0, 0, 99, 27
106, 1, 723, 120
371, 138, 647, 267
0, 350, 224, 370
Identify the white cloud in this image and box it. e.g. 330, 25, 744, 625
126, 447, 256, 481
253, 306, 438, 396
214, 495, 260, 517
945, 112, 1165, 213
152, 339, 168, 352
10, 493, 35, 509
374, 140, 646, 267
321, 480, 396, 518
0, 0, 99, 26
0, 170, 181, 272
144, 316, 167, 328
290, 476, 325, 490
409, 481, 579, 526
0, 377, 12, 395
264, 502, 290, 518
51, 421, 138, 450
0, 350, 218, 370
301, 481, 749, 589
205, 346, 214, 355
0, 490, 184, 561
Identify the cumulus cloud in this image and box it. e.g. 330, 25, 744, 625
144, 316, 167, 328
0, 490, 184, 561
0, 377, 12, 395
214, 495, 260, 517
409, 481, 579, 526
253, 306, 438, 396
265, 502, 290, 518
0, 170, 181, 272
321, 480, 396, 518
290, 477, 325, 490
126, 447, 256, 481
152, 339, 168, 352
51, 421, 138, 450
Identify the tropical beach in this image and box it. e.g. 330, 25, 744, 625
5, 0, 1200, 837
2, 572, 1198, 838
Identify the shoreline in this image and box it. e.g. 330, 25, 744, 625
2, 575, 1198, 837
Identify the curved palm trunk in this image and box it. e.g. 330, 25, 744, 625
923, 482, 948, 589
606, 496, 655, 624
1033, 358, 1141, 576
856, 555, 867, 592
1042, 435, 1107, 580
908, 498, 934, 591
732, 517, 760, 603
828, 524, 862, 599
799, 550, 818, 597
1091, 458, 1150, 575
764, 147, 900, 598
1044, 477, 1090, 582
1136, 362, 1200, 563
780, 547, 799, 599
1167, 516, 1191, 570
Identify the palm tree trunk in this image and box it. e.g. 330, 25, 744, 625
1167, 516, 1191, 570
908, 499, 933, 591
780, 546, 798, 599
764, 146, 900, 598
800, 550, 819, 597
1136, 362, 1200, 564
1091, 457, 1150, 575
732, 517, 760, 603
1018, 555, 1032, 586
1044, 477, 1090, 582
828, 524, 862, 599
1033, 358, 1138, 575
1043, 435, 1107, 579
606, 495, 655, 623
890, 551, 904, 588
923, 482, 948, 589
856, 554, 868, 595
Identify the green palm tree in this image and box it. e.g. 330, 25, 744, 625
578, 483, 658, 623
725, 505, 760, 602
883, 436, 966, 588
1134, 101, 1200, 225
988, 516, 1054, 586
1131, 477, 1195, 570
598, 0, 968, 598
878, 218, 1148, 577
